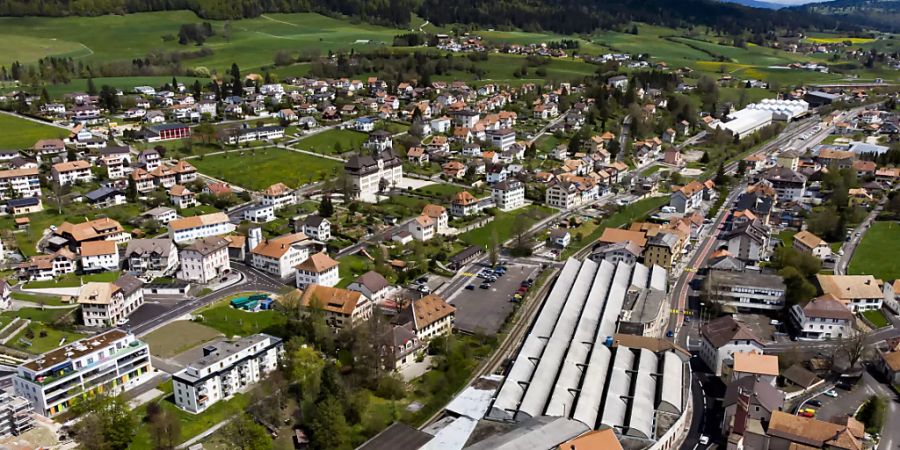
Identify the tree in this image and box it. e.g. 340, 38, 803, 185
488, 228, 500, 266
308, 396, 351, 450
737, 159, 747, 176
837, 332, 869, 370
72, 395, 137, 450
700, 151, 710, 163
221, 414, 272, 450
148, 407, 181, 450
287, 344, 325, 401
229, 63, 242, 97
856, 395, 886, 434
87, 77, 97, 96
318, 195, 334, 218
779, 266, 817, 305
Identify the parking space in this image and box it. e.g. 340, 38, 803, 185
448, 262, 541, 336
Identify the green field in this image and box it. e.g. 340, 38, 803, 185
337, 254, 374, 287
0, 113, 69, 149
191, 148, 341, 190
194, 294, 287, 337
24, 271, 120, 289
1, 307, 74, 324
294, 129, 368, 155
849, 221, 900, 282
862, 309, 890, 328
461, 205, 555, 248
414, 183, 466, 200
142, 320, 223, 358
9, 323, 84, 354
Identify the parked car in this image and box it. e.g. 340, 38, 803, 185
480, 283, 490, 289
699, 436, 709, 445
824, 389, 839, 397
807, 400, 822, 407
465, 285, 476, 290
798, 410, 815, 418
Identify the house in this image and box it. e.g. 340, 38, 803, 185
347, 271, 391, 302
450, 191, 481, 217
241, 204, 273, 223
707, 269, 786, 312
852, 160, 877, 178
409, 214, 436, 241
487, 128, 516, 151
84, 186, 126, 208
422, 204, 449, 234
549, 228, 571, 248
643, 232, 682, 269
168, 212, 235, 244
13, 330, 152, 417
815, 274, 884, 312
177, 236, 231, 284
492, 180, 525, 212
815, 148, 855, 169
168, 185, 196, 209
6, 197, 43, 215
51, 160, 93, 186
700, 315, 765, 376
406, 147, 429, 165
722, 376, 785, 436
124, 239, 179, 277
364, 130, 393, 152
0, 168, 41, 200
142, 206, 177, 224
598, 228, 649, 248
430, 116, 451, 134
589, 241, 643, 266
391, 294, 456, 342
79, 240, 120, 273
288, 285, 373, 329
17, 249, 76, 281
731, 353, 779, 385
545, 178, 599, 210
442, 161, 466, 179
663, 148, 683, 166
77, 275, 144, 327
173, 334, 282, 414
295, 252, 340, 288
53, 218, 131, 251
261, 183, 295, 210
344, 150, 403, 199
876, 340, 900, 384
203, 182, 233, 198
301, 215, 331, 241
792, 230, 832, 260
249, 230, 316, 279
669, 181, 705, 213
724, 219, 770, 262
790, 293, 856, 341
32, 139, 66, 162
607, 75, 628, 91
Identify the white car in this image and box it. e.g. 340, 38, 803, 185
699, 435, 710, 445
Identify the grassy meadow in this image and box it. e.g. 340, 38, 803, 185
191, 148, 341, 190
0, 113, 69, 149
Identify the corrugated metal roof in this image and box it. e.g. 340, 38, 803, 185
659, 351, 684, 414
601, 345, 634, 430
627, 349, 658, 439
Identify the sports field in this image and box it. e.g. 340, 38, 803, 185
849, 221, 900, 282
190, 148, 341, 190
0, 113, 69, 149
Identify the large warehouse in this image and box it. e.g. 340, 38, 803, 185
486, 258, 690, 450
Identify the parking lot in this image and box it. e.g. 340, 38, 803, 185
448, 262, 542, 336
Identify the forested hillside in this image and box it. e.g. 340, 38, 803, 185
0, 0, 857, 34
791, 0, 900, 32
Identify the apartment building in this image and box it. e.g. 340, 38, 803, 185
177, 236, 231, 284
792, 230, 832, 260
249, 231, 315, 279
51, 160, 93, 186
261, 183, 295, 210
13, 329, 153, 417
545, 178, 598, 210
391, 295, 456, 342
290, 285, 373, 329
53, 217, 131, 251
173, 334, 283, 414
17, 249, 76, 281
77, 275, 144, 327
790, 293, 856, 341
124, 239, 179, 277
168, 212, 236, 244
707, 269, 787, 312
492, 180, 526, 211
699, 315, 765, 376
0, 168, 41, 200
343, 149, 403, 198
0, 392, 34, 438
300, 215, 331, 241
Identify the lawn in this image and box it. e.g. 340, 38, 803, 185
10, 292, 69, 307
142, 320, 223, 358
460, 205, 555, 248
293, 129, 368, 155
0, 113, 69, 149
862, 309, 890, 329
560, 196, 669, 258
129, 391, 248, 450
1, 307, 76, 324
194, 294, 288, 338
24, 271, 120, 289
191, 148, 341, 190
849, 221, 900, 281
414, 183, 466, 200
337, 254, 374, 288
9, 323, 84, 354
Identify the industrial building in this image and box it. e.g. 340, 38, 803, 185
487, 258, 690, 450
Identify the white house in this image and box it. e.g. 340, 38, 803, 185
172, 334, 283, 414
125, 239, 179, 277
700, 315, 765, 376
249, 230, 316, 279
409, 215, 436, 241
669, 181, 705, 214
51, 160, 93, 186
792, 230, 832, 260
243, 204, 275, 223
79, 240, 120, 273
295, 252, 340, 288
492, 180, 525, 212
347, 271, 391, 302
177, 236, 231, 284
301, 215, 331, 241
421, 204, 449, 235
790, 294, 856, 341
391, 295, 455, 342
261, 183, 295, 210
77, 275, 144, 327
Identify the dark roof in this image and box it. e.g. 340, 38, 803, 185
352, 271, 390, 294
99, 145, 131, 155
763, 166, 807, 184
707, 255, 745, 272
344, 149, 401, 174
113, 274, 143, 297
701, 315, 761, 348
782, 364, 821, 388
303, 214, 327, 227
7, 197, 40, 207
493, 179, 522, 191
85, 186, 123, 202
355, 422, 432, 450
723, 375, 785, 412
724, 219, 769, 245
451, 245, 484, 264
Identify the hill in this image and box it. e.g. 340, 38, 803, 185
790, 0, 900, 31
0, 0, 855, 34
719, 0, 785, 9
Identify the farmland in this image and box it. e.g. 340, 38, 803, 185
191, 148, 341, 190
0, 113, 69, 149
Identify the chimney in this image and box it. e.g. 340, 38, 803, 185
732, 388, 751, 436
